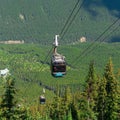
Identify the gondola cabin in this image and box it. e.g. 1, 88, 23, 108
40, 95, 46, 104
51, 54, 66, 77
51, 34, 66, 77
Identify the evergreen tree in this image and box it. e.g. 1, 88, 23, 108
49, 95, 64, 120
63, 87, 72, 112
71, 102, 78, 120
118, 95, 120, 120
117, 69, 120, 119
84, 61, 98, 119
97, 77, 107, 120
49, 87, 73, 120
61, 86, 73, 119
71, 93, 79, 120
104, 58, 119, 120
0, 76, 27, 119
0, 76, 17, 119
116, 67, 120, 118
85, 61, 98, 101
78, 92, 97, 120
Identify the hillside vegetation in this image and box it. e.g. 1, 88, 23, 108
0, 1, 120, 119
0, 42, 120, 119
0, 0, 119, 44
0, 42, 120, 105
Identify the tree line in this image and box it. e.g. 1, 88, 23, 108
0, 58, 120, 120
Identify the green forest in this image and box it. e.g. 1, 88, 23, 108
0, 0, 120, 44
0, 0, 120, 119
0, 43, 120, 119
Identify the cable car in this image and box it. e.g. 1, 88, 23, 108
51, 54, 66, 77
40, 95, 46, 104
51, 35, 66, 77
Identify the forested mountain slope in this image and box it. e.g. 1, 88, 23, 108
0, 0, 119, 44
0, 42, 120, 106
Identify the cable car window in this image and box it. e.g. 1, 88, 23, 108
53, 62, 66, 65
53, 65, 66, 72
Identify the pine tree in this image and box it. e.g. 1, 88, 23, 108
97, 77, 107, 120
72, 91, 97, 120
71, 102, 78, 120
104, 58, 119, 120
84, 61, 98, 119
63, 87, 72, 111
49, 94, 63, 120
85, 61, 98, 101
70, 92, 80, 120
85, 62, 98, 103
61, 86, 73, 119
49, 87, 73, 120
0, 76, 17, 119
0, 76, 27, 119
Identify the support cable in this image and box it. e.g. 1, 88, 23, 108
59, 0, 81, 36
60, 0, 86, 40
39, 0, 85, 72
72, 18, 120, 67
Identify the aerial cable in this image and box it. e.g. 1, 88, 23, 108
59, 0, 81, 36
72, 17, 120, 66
39, 0, 86, 71
73, 23, 120, 70
81, 22, 120, 62
23, 46, 53, 96
80, 22, 120, 57
39, 46, 53, 72
60, 0, 86, 40
34, 0, 86, 74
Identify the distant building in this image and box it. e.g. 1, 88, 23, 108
0, 68, 10, 77
0, 40, 24, 44
80, 37, 86, 43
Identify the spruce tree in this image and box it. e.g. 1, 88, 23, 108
84, 61, 98, 119
0, 76, 27, 119
97, 77, 107, 120
104, 58, 119, 120
71, 93, 79, 120
72, 91, 97, 120
71, 102, 78, 120
0, 76, 17, 119
49, 94, 64, 120
85, 61, 98, 101
63, 86, 72, 111
62, 86, 73, 119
